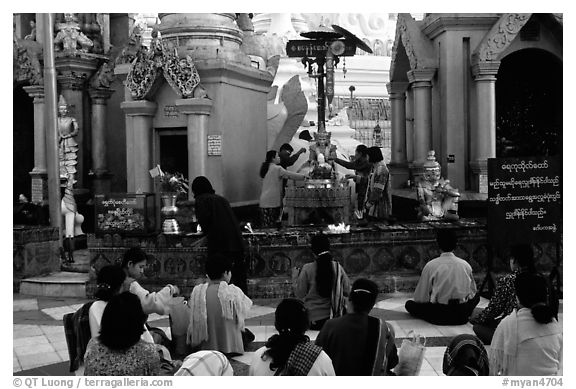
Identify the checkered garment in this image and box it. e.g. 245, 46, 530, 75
442, 334, 489, 376
174, 350, 234, 376
277, 342, 323, 376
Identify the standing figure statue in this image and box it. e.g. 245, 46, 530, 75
57, 95, 84, 263
54, 13, 93, 53
416, 150, 460, 221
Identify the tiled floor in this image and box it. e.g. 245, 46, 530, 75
13, 293, 562, 376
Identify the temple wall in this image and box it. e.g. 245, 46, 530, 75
86, 222, 560, 298
197, 60, 273, 205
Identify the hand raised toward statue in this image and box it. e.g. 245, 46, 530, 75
345, 174, 356, 180
298, 147, 306, 154
291, 266, 301, 279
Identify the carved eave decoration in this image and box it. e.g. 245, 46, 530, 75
126, 34, 203, 100
13, 36, 43, 86
390, 13, 437, 80
471, 13, 532, 65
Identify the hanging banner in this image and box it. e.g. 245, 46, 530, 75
325, 50, 335, 105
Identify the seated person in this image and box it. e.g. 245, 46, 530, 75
121, 247, 179, 316
84, 292, 160, 376
187, 254, 252, 355
405, 229, 479, 325
292, 234, 350, 330
471, 243, 538, 344
490, 273, 562, 376
250, 298, 335, 376
442, 334, 489, 376
316, 278, 398, 375
89, 265, 127, 338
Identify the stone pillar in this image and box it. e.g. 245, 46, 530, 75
88, 88, 115, 194
121, 101, 157, 193
175, 98, 214, 200
387, 82, 409, 188
407, 69, 435, 164
405, 87, 415, 164
23, 85, 48, 203
407, 69, 435, 182
471, 61, 500, 193
56, 56, 100, 188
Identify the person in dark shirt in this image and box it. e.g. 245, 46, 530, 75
328, 144, 371, 218
278, 143, 306, 170
191, 176, 247, 293
315, 278, 398, 375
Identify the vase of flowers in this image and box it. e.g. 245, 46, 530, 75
154, 168, 189, 234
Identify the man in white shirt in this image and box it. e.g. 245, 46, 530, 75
405, 229, 479, 325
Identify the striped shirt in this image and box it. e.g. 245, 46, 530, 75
174, 350, 234, 376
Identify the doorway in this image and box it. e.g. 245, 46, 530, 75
156, 128, 188, 177
495, 48, 562, 158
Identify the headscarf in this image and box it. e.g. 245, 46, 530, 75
443, 334, 489, 376
191, 176, 215, 196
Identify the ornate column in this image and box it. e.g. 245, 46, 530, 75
175, 98, 214, 200
88, 87, 115, 194
23, 85, 47, 203
120, 101, 157, 193
471, 61, 500, 193
407, 68, 435, 180
387, 81, 409, 188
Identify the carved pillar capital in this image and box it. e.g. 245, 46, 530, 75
407, 68, 436, 87
386, 82, 409, 99
121, 100, 158, 116
175, 98, 213, 116
23, 85, 45, 103
55, 55, 100, 90
88, 87, 115, 105
472, 61, 501, 81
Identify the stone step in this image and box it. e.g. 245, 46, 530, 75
60, 249, 90, 273
19, 272, 89, 298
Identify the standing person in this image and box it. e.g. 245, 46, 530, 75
292, 234, 350, 330
191, 176, 247, 293
259, 150, 306, 228
490, 273, 562, 376
250, 298, 335, 376
187, 254, 252, 356
84, 292, 160, 376
405, 229, 479, 325
365, 146, 392, 222
471, 243, 538, 344
279, 143, 307, 170
329, 144, 371, 219
316, 278, 398, 375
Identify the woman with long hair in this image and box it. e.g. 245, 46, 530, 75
472, 243, 538, 344
292, 234, 350, 330
490, 272, 562, 376
259, 150, 306, 228
84, 292, 161, 376
249, 298, 335, 376
365, 146, 392, 222
89, 265, 126, 338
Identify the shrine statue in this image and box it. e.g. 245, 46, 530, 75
416, 150, 460, 221
308, 130, 338, 179
57, 95, 84, 264
54, 13, 93, 53
58, 95, 79, 180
